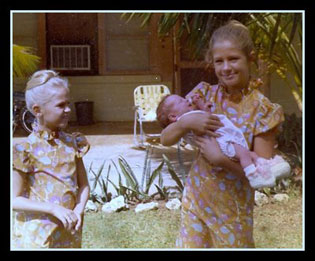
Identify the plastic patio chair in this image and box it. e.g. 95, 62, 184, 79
133, 84, 170, 147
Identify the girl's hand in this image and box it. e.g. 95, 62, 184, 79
178, 112, 223, 137
73, 209, 83, 231
195, 135, 223, 166
191, 94, 212, 111
50, 204, 78, 231
191, 93, 203, 106
195, 135, 245, 177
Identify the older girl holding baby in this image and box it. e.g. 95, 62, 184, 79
161, 20, 284, 248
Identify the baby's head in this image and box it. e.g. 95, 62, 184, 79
156, 94, 193, 128
25, 70, 69, 115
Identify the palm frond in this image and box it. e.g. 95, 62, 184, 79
13, 44, 40, 78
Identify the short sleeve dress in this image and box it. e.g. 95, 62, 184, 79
12, 128, 90, 249
175, 81, 284, 248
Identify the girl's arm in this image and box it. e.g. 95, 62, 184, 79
160, 120, 188, 146
12, 169, 55, 214
252, 127, 277, 158
12, 170, 78, 231
195, 136, 245, 178
195, 128, 277, 178
160, 112, 223, 146
73, 157, 90, 230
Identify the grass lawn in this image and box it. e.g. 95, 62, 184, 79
82, 192, 303, 249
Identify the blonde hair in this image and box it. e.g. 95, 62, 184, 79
156, 94, 172, 128
25, 70, 69, 115
205, 20, 255, 64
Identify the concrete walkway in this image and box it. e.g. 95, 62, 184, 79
13, 122, 198, 197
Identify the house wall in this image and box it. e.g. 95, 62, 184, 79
67, 76, 172, 121
12, 12, 302, 122
13, 13, 38, 50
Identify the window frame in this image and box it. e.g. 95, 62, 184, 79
97, 13, 155, 75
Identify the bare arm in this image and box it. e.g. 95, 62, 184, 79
160, 112, 223, 146
218, 127, 276, 175
73, 157, 90, 230
252, 127, 277, 158
160, 120, 189, 146
12, 169, 78, 231
195, 136, 245, 178
195, 128, 277, 178
12, 169, 54, 214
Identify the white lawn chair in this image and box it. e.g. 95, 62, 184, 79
133, 84, 170, 147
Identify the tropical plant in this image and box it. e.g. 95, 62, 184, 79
141, 146, 166, 195
88, 151, 189, 204
113, 150, 165, 202
88, 161, 112, 204
277, 113, 302, 161
154, 169, 169, 200
162, 154, 184, 194
276, 113, 303, 188
12, 44, 40, 79
247, 13, 302, 111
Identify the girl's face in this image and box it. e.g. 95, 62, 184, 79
37, 86, 71, 131
212, 40, 251, 92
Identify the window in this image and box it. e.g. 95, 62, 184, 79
99, 13, 152, 74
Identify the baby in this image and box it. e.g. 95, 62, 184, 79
156, 94, 291, 189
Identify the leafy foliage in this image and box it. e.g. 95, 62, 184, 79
13, 44, 40, 79
266, 112, 304, 192
248, 13, 302, 111
87, 146, 189, 204
89, 161, 112, 204
277, 113, 302, 168
88, 147, 167, 203
162, 154, 185, 194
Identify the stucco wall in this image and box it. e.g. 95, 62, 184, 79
13, 13, 38, 50
67, 75, 172, 122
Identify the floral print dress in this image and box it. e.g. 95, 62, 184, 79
175, 81, 284, 248
12, 128, 90, 249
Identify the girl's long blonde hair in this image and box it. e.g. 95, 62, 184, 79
205, 20, 255, 64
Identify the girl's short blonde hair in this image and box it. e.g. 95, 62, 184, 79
25, 70, 69, 115
205, 20, 255, 64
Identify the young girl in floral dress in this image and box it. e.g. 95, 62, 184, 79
160, 20, 285, 248
12, 70, 90, 248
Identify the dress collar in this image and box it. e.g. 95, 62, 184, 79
218, 83, 247, 102
218, 78, 263, 102
32, 122, 60, 141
